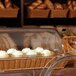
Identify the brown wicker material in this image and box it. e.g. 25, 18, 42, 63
0, 55, 67, 71
62, 36, 76, 54
50, 9, 68, 18
27, 8, 50, 18
0, 6, 19, 18
0, 57, 53, 70
69, 10, 76, 18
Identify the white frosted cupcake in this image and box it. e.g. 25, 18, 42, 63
42, 50, 54, 56
35, 47, 44, 56
22, 48, 31, 57
7, 48, 17, 55
0, 51, 9, 58
11, 51, 23, 58
26, 50, 37, 56
22, 48, 31, 54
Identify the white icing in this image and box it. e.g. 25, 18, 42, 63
7, 48, 17, 54
0, 51, 9, 58
22, 48, 31, 53
12, 51, 23, 57
35, 47, 44, 53
26, 50, 37, 56
42, 50, 51, 56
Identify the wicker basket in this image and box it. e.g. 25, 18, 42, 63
27, 8, 50, 18
50, 9, 68, 18
69, 10, 76, 18
0, 6, 19, 18
0, 55, 68, 71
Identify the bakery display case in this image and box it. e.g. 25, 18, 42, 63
0, 0, 76, 76
0, 26, 75, 76
0, 28, 62, 71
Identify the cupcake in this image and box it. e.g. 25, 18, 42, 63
0, 51, 9, 58
11, 51, 23, 58
22, 48, 31, 57
7, 48, 17, 55
26, 50, 37, 56
42, 50, 55, 56
35, 47, 44, 56
22, 48, 31, 53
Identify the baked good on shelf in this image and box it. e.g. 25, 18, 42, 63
67, 0, 72, 6
34, 47, 44, 56
11, 51, 23, 58
0, 51, 9, 58
22, 48, 31, 54
36, 3, 47, 9
42, 49, 55, 56
36, 0, 42, 4
25, 50, 37, 56
0, 1, 5, 9
34, 47, 55, 56
69, 38, 76, 49
22, 48, 31, 57
4, 0, 12, 8
67, 0, 73, 10
28, 6, 35, 9
7, 48, 17, 54
28, 0, 42, 9
54, 3, 63, 10
32, 0, 42, 6
72, 1, 76, 10
44, 0, 54, 9
68, 5, 73, 10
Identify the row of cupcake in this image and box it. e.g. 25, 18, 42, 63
0, 47, 55, 58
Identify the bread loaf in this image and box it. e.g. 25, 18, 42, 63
0, 1, 4, 9
44, 0, 54, 9
67, 0, 72, 6
72, 1, 76, 10
4, 0, 12, 8
29, 0, 42, 9
67, 0, 73, 10
68, 5, 73, 10
54, 3, 63, 10
36, 3, 47, 9
28, 6, 35, 9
